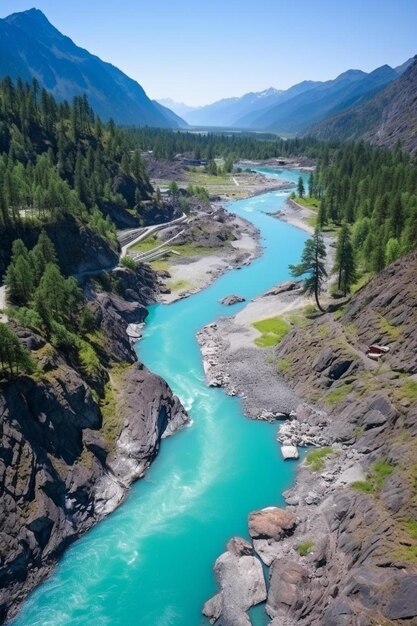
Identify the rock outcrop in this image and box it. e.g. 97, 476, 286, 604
203, 538, 266, 626
0, 264, 188, 622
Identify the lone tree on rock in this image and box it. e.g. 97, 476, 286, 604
290, 227, 327, 312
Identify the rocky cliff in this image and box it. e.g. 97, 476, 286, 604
205, 251, 417, 625
0, 264, 188, 623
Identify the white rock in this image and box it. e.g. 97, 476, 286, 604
281, 445, 299, 460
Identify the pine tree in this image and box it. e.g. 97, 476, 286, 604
308, 172, 314, 197
5, 240, 35, 305
0, 324, 34, 376
290, 227, 327, 312
334, 223, 356, 296
297, 176, 305, 198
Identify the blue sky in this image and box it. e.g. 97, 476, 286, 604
0, 0, 416, 106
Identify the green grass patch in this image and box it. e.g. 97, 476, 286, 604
324, 383, 352, 405
186, 170, 231, 186
394, 545, 417, 563
318, 323, 330, 338
378, 316, 400, 341
121, 256, 138, 270
295, 540, 315, 556
404, 519, 417, 541
350, 272, 373, 294
306, 215, 317, 229
252, 316, 291, 348
351, 460, 395, 495
78, 340, 101, 376
333, 307, 345, 320
306, 447, 334, 472
397, 380, 417, 402
150, 259, 170, 271
292, 196, 320, 210
168, 279, 192, 292
129, 235, 158, 253
304, 304, 318, 316
351, 480, 373, 493
99, 363, 130, 450
277, 357, 292, 375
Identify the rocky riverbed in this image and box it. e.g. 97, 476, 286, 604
154, 202, 262, 304
202, 252, 417, 624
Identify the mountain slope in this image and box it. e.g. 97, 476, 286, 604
234, 80, 319, 128
248, 66, 398, 132
308, 56, 417, 153
0, 8, 185, 128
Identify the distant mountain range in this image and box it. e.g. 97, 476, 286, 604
0, 8, 186, 128
309, 56, 417, 153
168, 59, 413, 138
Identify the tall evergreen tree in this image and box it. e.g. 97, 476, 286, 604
290, 227, 327, 312
334, 223, 356, 296
297, 176, 305, 198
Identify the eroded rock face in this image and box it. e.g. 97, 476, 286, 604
266, 559, 308, 619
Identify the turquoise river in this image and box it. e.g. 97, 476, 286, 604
12, 168, 309, 626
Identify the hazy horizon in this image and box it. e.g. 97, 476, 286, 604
0, 0, 416, 106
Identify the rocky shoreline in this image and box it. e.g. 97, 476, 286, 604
200, 250, 417, 625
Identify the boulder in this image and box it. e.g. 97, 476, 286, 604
281, 445, 299, 460
220, 294, 246, 306
248, 507, 296, 540
203, 537, 266, 625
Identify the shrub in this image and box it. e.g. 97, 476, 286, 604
296, 540, 314, 556
306, 447, 334, 472
121, 256, 138, 270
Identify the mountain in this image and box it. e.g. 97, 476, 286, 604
182, 88, 285, 127
157, 98, 198, 119
309, 56, 417, 153
234, 80, 319, 128
152, 101, 189, 128
0, 8, 186, 128
247, 65, 399, 133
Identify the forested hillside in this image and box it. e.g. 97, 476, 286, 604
0, 8, 185, 128
309, 142, 417, 274
130, 127, 332, 160
0, 78, 179, 277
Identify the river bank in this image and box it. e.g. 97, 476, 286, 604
150, 174, 296, 304
196, 194, 335, 420
200, 213, 417, 622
